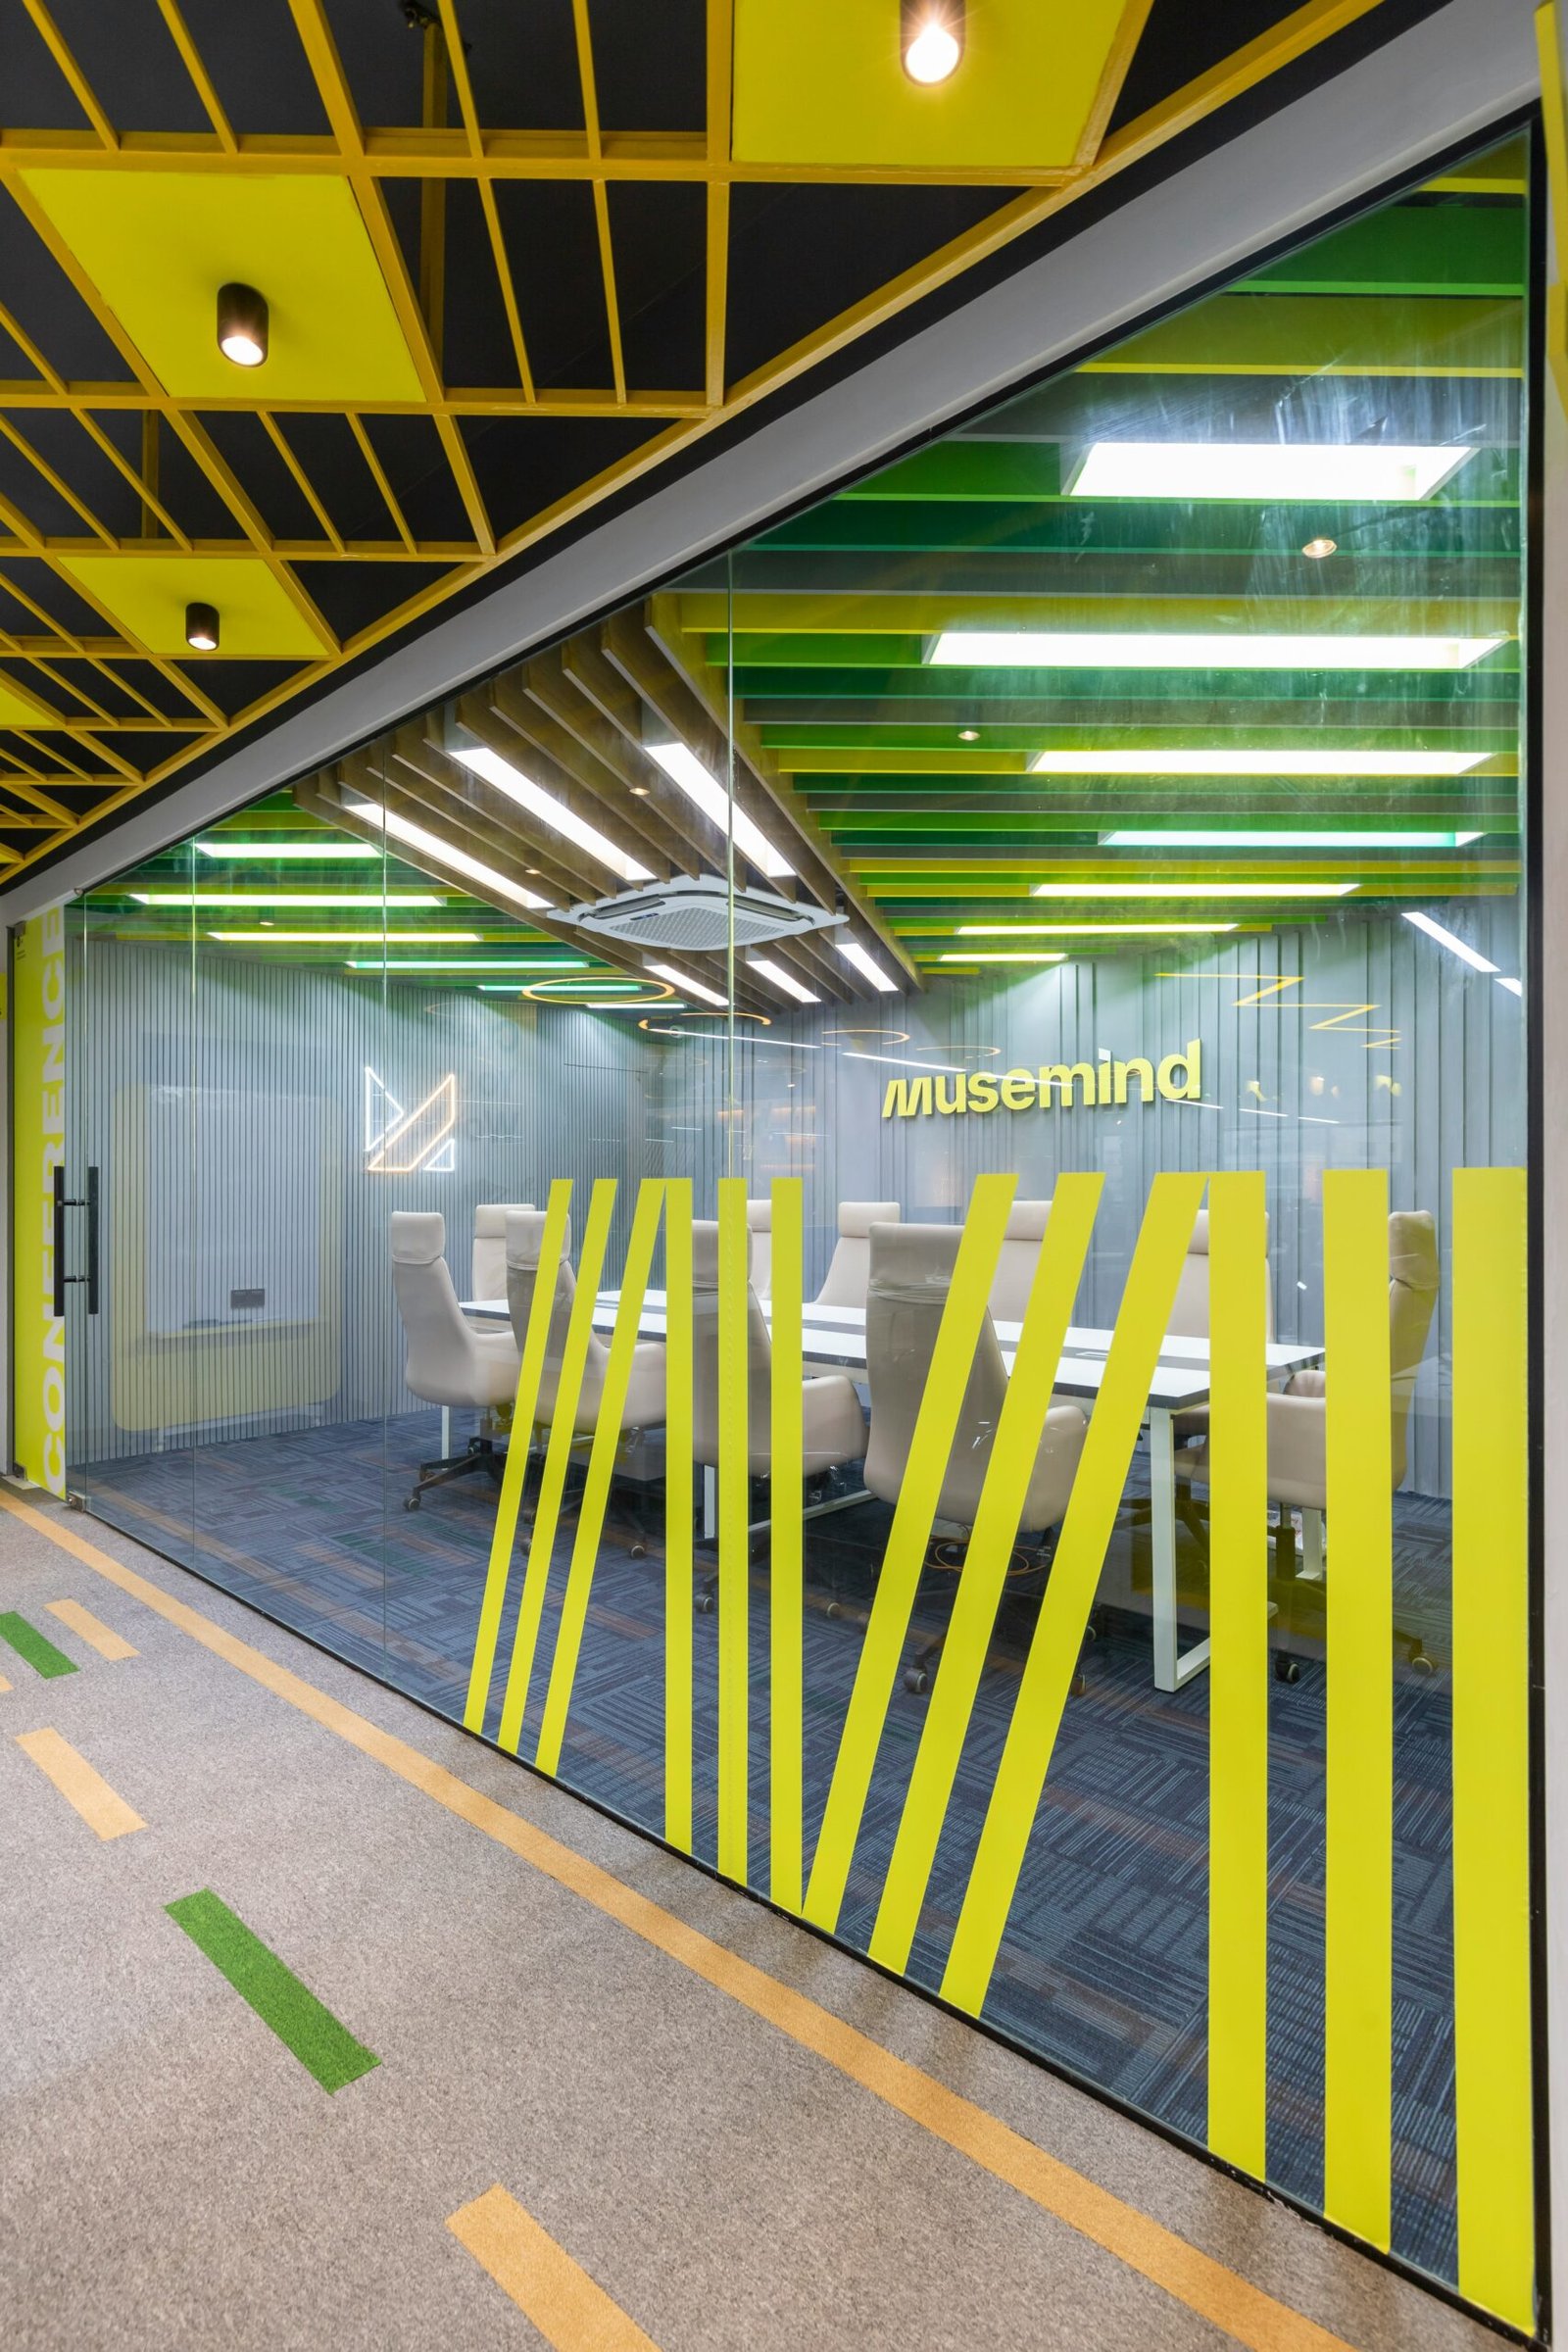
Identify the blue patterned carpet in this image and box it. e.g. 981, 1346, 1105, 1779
71, 1410, 1460, 2288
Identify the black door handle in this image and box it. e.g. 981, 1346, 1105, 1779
52, 1164, 100, 1317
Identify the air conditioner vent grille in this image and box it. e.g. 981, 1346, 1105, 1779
567, 876, 844, 953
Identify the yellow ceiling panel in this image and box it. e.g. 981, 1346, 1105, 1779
18, 172, 423, 404
58, 556, 332, 660
0, 675, 53, 726
731, 0, 1137, 170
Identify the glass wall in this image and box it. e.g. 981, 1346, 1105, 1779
49, 129, 1535, 2328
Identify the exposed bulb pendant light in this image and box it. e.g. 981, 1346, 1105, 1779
217, 281, 269, 368
184, 601, 220, 652
901, 0, 964, 82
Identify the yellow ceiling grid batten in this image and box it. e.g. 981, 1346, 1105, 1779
732, 0, 1148, 170
15, 171, 425, 406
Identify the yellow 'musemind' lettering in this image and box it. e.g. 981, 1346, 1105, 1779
882, 1041, 1201, 1121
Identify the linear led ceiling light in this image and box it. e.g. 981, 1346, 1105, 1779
836, 940, 900, 993
956, 921, 1239, 936
451, 743, 653, 883
1030, 748, 1489, 776
932, 632, 1505, 671
901, 0, 964, 81
347, 957, 585, 972
209, 929, 480, 945
217, 281, 269, 368
1067, 442, 1476, 503
646, 961, 728, 1008
132, 891, 443, 907
342, 796, 551, 913
938, 953, 1069, 964
748, 956, 819, 1003
195, 840, 379, 859
1102, 829, 1484, 849
184, 602, 219, 652
1401, 908, 1498, 973
1030, 882, 1356, 900
646, 743, 793, 879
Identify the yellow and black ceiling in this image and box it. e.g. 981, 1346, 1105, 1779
0, 0, 1438, 887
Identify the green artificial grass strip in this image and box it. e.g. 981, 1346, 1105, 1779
167, 1889, 379, 2094
0, 1610, 77, 1679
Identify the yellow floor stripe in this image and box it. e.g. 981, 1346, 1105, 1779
805, 1172, 1016, 1935
716, 1177, 751, 1885
1451, 1167, 1534, 2331
16, 1727, 144, 1839
869, 1174, 1101, 1975
535, 1183, 665, 1776
465, 1179, 574, 1734
768, 1177, 805, 1915
498, 1180, 618, 1755
1321, 1170, 1393, 2249
1206, 1172, 1270, 2180
448, 2184, 659, 2348
941, 1173, 1206, 2015
46, 1597, 138, 1661
662, 1183, 694, 1854
0, 1672, 11, 1694
0, 1488, 1355, 2352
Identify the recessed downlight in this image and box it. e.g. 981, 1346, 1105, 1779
184, 601, 219, 652
901, 0, 964, 81
217, 281, 269, 368
1301, 536, 1338, 560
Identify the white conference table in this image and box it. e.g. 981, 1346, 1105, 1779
464, 1291, 1323, 1692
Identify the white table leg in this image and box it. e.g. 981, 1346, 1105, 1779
1151, 1407, 1211, 1692
441, 1405, 451, 1459
1151, 1409, 1179, 1690
1301, 1506, 1325, 1581
703, 1464, 717, 1542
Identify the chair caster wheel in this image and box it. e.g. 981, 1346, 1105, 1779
405, 1494, 420, 1512
904, 1666, 929, 1695
629, 1542, 647, 1559
1070, 1671, 1087, 1698
1274, 1654, 1300, 1685
1407, 1643, 1435, 1676
695, 1592, 714, 1615
824, 1600, 842, 1619
1083, 1618, 1098, 1643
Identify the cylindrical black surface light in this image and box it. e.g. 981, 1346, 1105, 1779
901, 0, 964, 81
185, 601, 220, 652
217, 281, 269, 368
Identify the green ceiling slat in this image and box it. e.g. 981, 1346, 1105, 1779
755, 498, 1523, 555
1240, 204, 1527, 297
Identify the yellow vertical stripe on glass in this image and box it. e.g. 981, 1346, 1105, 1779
1321, 1168, 1393, 2248
1452, 1166, 1534, 2331
803, 1172, 1016, 1936
464, 1179, 573, 1733
534, 1181, 665, 1776
496, 1178, 618, 1756
663, 1180, 695, 1854
769, 1177, 806, 1914
941, 1172, 1206, 2017
1205, 1171, 1270, 2180
716, 1176, 752, 1885
868, 1174, 1102, 1976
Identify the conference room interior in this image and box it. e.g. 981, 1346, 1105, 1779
55, 128, 1528, 2299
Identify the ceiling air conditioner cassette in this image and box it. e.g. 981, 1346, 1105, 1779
567, 875, 845, 954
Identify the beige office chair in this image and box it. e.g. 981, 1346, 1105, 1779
392, 1211, 520, 1509
1179, 1209, 1440, 1678
506, 1208, 667, 1557
813, 1200, 900, 1310
1168, 1208, 1275, 1342
863, 1222, 1089, 1692
747, 1198, 772, 1300
505, 1209, 666, 1436
472, 1201, 534, 1301
987, 1199, 1053, 1324
691, 1219, 865, 1478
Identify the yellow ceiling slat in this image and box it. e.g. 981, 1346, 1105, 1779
260, 413, 345, 554
1084, 294, 1524, 379
20, 0, 117, 149
706, 0, 732, 410
679, 593, 1520, 637
348, 415, 416, 555
155, 0, 236, 152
